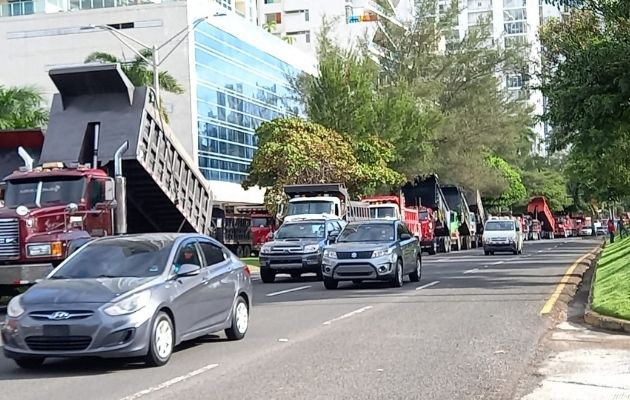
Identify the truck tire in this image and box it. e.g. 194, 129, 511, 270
260, 268, 276, 283
243, 245, 251, 257
236, 246, 244, 258
428, 241, 436, 255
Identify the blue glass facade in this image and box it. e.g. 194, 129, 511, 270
194, 23, 303, 183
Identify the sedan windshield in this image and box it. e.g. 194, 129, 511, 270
50, 238, 174, 279
338, 224, 394, 242
485, 221, 515, 231
276, 222, 325, 239
4, 177, 86, 208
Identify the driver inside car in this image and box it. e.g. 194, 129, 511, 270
173, 245, 198, 274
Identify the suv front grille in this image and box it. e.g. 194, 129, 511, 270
0, 218, 19, 260
337, 251, 374, 259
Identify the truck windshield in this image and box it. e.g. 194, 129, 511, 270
287, 201, 334, 216
419, 211, 429, 220
4, 177, 86, 209
252, 217, 270, 227
369, 206, 396, 218
485, 221, 514, 231
276, 222, 325, 239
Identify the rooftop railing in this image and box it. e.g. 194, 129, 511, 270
0, 0, 177, 18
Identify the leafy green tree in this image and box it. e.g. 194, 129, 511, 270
242, 117, 404, 212
85, 50, 184, 122
483, 156, 527, 208
0, 85, 48, 129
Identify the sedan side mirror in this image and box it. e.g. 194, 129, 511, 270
400, 233, 412, 240
177, 264, 201, 277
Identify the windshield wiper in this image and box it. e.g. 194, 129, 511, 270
96, 274, 120, 279
49, 275, 69, 280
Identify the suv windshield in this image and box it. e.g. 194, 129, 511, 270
50, 238, 174, 279
485, 221, 515, 231
338, 224, 394, 242
287, 201, 333, 216
369, 206, 396, 218
276, 222, 325, 239
4, 177, 86, 208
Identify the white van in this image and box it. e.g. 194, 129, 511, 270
482, 217, 523, 255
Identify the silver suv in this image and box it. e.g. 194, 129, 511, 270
321, 220, 422, 289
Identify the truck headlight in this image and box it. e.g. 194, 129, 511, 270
27, 242, 63, 257
260, 245, 272, 254
372, 248, 394, 258
303, 244, 319, 253
7, 295, 25, 318
104, 291, 151, 316
323, 249, 337, 259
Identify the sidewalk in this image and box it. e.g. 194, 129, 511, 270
520, 267, 630, 400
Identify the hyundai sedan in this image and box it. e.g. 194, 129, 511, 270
1, 233, 252, 369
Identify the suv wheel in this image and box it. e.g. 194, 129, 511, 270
390, 261, 404, 288
324, 278, 338, 290
260, 268, 276, 283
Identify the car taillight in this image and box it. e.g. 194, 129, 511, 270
243, 264, 251, 277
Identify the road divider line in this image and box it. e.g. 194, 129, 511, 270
540, 247, 599, 315
119, 363, 219, 400
322, 306, 373, 325
491, 261, 504, 265
416, 280, 440, 290
266, 285, 311, 297
464, 268, 480, 274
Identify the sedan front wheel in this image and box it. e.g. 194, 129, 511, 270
145, 311, 174, 367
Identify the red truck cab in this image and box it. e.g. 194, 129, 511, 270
0, 163, 115, 295
418, 207, 437, 254
235, 206, 276, 255
363, 195, 421, 239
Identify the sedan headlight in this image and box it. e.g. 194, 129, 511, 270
372, 248, 394, 258
323, 249, 337, 259
104, 290, 151, 316
7, 295, 25, 318
260, 245, 272, 254
303, 244, 319, 253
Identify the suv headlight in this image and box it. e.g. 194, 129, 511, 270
372, 248, 394, 258
7, 295, 25, 318
323, 249, 337, 259
104, 290, 151, 316
260, 245, 272, 254
304, 244, 319, 253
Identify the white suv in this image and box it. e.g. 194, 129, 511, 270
482, 217, 523, 255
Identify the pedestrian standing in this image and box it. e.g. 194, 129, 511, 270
607, 219, 616, 243
617, 219, 627, 239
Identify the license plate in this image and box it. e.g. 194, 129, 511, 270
43, 325, 70, 336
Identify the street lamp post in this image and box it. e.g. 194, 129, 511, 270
81, 12, 225, 109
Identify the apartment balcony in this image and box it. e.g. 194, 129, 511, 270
0, 0, 176, 18
283, 0, 308, 12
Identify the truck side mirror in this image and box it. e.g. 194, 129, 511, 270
104, 179, 115, 202
216, 218, 223, 229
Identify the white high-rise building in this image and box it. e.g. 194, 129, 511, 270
256, 0, 414, 56
451, 0, 567, 155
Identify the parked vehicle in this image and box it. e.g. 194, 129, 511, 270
235, 206, 275, 255
321, 219, 421, 289
282, 183, 370, 222
363, 195, 421, 239
555, 214, 577, 238
0, 64, 218, 297
527, 197, 556, 239
211, 208, 252, 258
529, 219, 542, 240
467, 190, 487, 247
401, 174, 452, 253
482, 217, 524, 255
1, 233, 252, 369
258, 215, 345, 282
579, 225, 593, 236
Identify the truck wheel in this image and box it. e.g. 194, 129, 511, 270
260, 268, 276, 283
236, 246, 244, 258
324, 278, 338, 290
462, 238, 468, 250
428, 242, 436, 255
243, 245, 251, 257
484, 251, 490, 256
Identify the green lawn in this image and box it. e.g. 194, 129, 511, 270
240, 257, 260, 268
591, 236, 630, 321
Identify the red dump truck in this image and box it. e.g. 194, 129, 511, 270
235, 206, 276, 255
527, 196, 556, 239
363, 195, 421, 238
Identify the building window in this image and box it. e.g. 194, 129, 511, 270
504, 34, 527, 47
286, 30, 310, 43
503, 0, 525, 8
265, 12, 281, 23
504, 21, 526, 34
503, 8, 526, 21
304, 9, 309, 21
506, 74, 523, 89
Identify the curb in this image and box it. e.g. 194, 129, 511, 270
584, 241, 630, 333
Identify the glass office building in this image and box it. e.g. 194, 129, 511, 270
194, 22, 303, 184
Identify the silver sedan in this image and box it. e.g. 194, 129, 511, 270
1, 233, 252, 369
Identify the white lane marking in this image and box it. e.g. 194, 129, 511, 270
119, 363, 219, 400
464, 268, 480, 274
322, 306, 373, 325
416, 280, 440, 290
537, 250, 544, 253
491, 261, 504, 265
266, 285, 311, 297
251, 278, 260, 281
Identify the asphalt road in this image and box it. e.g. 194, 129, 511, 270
0, 238, 601, 400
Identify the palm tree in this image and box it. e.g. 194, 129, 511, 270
85, 50, 184, 122
0, 85, 48, 130
282, 35, 296, 45
263, 20, 277, 33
